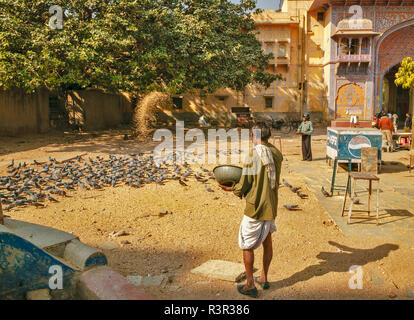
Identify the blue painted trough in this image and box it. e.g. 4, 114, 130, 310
0, 218, 108, 299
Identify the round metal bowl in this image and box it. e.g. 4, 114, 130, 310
213, 165, 243, 186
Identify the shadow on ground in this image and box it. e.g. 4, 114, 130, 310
102, 241, 404, 300
269, 241, 399, 290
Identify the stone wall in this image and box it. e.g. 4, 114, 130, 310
66, 90, 133, 131
0, 89, 49, 136
0, 89, 133, 136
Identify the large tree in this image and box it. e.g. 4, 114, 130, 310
0, 0, 279, 94
395, 57, 414, 90
395, 56, 414, 150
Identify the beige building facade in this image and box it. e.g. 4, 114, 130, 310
163, 0, 414, 127
163, 0, 326, 125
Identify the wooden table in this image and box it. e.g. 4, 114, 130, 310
393, 132, 412, 149
341, 172, 380, 225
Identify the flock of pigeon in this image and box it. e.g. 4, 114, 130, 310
1, 151, 331, 213
281, 178, 308, 211
0, 154, 216, 212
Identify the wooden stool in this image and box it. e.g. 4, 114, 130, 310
341, 172, 380, 225
272, 136, 282, 154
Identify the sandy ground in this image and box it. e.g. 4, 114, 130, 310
1, 127, 414, 300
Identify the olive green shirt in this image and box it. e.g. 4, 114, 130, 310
232, 142, 283, 221
297, 121, 314, 135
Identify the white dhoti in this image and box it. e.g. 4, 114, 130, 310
238, 215, 276, 250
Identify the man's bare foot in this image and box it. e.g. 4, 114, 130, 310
243, 281, 255, 291
237, 284, 258, 298
254, 276, 270, 290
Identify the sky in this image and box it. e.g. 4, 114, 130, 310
229, 0, 282, 11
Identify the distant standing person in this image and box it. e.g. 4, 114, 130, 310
392, 113, 398, 133
296, 113, 313, 161
404, 113, 412, 133
379, 113, 395, 152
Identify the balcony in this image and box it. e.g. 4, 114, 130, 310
259, 82, 281, 96
335, 54, 371, 63
268, 58, 289, 66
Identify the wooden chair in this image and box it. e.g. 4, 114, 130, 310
360, 147, 378, 174
341, 172, 380, 225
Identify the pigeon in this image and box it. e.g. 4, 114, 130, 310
284, 204, 299, 210
321, 186, 331, 197
282, 179, 292, 188
205, 185, 214, 192
7, 168, 17, 174
29, 201, 44, 208
159, 210, 171, 216
7, 160, 14, 168
289, 186, 301, 193
3, 204, 15, 211
353, 198, 360, 204
1, 198, 12, 204
178, 179, 188, 186
14, 199, 27, 206
297, 191, 308, 199
46, 194, 58, 202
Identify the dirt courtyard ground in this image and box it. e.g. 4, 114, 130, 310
1, 127, 414, 300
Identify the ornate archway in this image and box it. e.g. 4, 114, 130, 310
375, 20, 414, 112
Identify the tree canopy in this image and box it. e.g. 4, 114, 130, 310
395, 57, 414, 90
0, 0, 280, 94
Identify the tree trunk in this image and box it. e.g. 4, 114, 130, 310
412, 118, 414, 150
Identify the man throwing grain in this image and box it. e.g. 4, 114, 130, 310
220, 122, 283, 298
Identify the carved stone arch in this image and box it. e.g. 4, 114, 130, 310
374, 19, 414, 112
